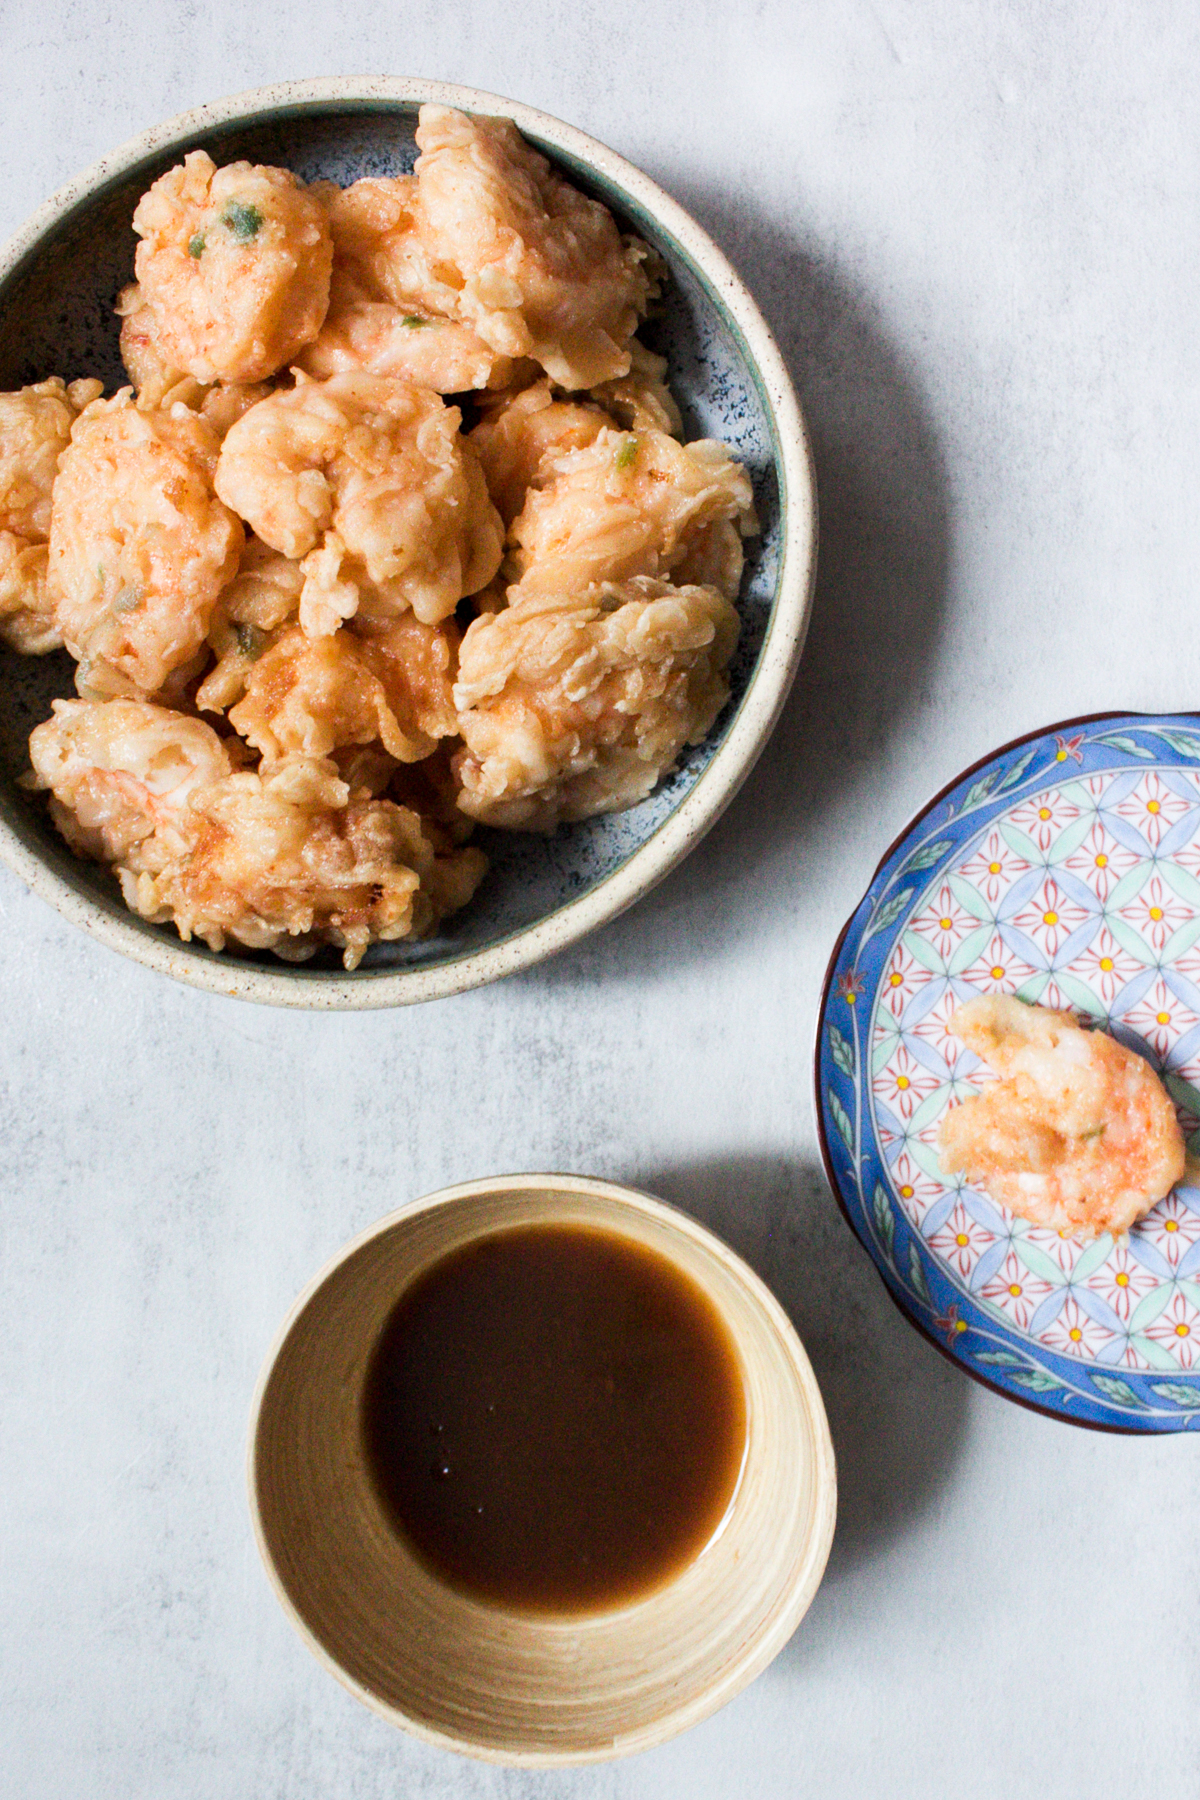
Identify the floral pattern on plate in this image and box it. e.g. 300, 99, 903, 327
818, 715, 1200, 1430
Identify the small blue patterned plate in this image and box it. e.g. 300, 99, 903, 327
817, 713, 1200, 1432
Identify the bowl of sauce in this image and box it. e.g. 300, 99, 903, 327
249, 1176, 836, 1764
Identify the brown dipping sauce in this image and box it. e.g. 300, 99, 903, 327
361, 1221, 747, 1614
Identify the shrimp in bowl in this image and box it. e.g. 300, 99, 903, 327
938, 995, 1186, 1239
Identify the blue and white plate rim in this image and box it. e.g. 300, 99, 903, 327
815, 708, 1200, 1435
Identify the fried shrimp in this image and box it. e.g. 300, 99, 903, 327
452, 576, 739, 830
0, 377, 103, 652
131, 151, 333, 383
469, 380, 609, 524
413, 106, 658, 388
17, 114, 757, 962
214, 373, 503, 632
27, 697, 233, 865
227, 616, 458, 763
588, 340, 684, 438
938, 995, 1186, 1239
296, 268, 519, 392
49, 392, 243, 697
509, 425, 756, 602
120, 755, 487, 968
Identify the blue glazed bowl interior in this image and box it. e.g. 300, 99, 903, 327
0, 101, 782, 980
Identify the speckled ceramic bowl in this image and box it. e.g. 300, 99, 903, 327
0, 78, 816, 1007
249, 1175, 836, 1764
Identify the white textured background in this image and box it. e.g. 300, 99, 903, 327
3, 4, 1200, 1796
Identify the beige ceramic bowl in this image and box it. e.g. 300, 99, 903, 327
249, 1175, 836, 1764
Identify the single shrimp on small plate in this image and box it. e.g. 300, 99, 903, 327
938, 994, 1186, 1239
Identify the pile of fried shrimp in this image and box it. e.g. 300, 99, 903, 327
0, 105, 757, 969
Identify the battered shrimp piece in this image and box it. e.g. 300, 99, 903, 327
50, 392, 243, 696
131, 151, 333, 383
413, 106, 657, 388
121, 755, 487, 968
469, 380, 609, 524
0, 376, 103, 652
27, 697, 233, 867
938, 995, 1185, 1239
227, 616, 458, 763
588, 339, 683, 437
116, 284, 277, 428
313, 174, 454, 314
296, 269, 519, 392
452, 576, 739, 830
193, 537, 304, 714
0, 537, 59, 654
214, 373, 503, 632
510, 426, 755, 603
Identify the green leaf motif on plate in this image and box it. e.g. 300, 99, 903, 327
872, 1182, 895, 1258
900, 838, 955, 876
1091, 1373, 1145, 1408
1150, 1382, 1200, 1408
828, 1023, 855, 1079
828, 1089, 855, 1155
1011, 1367, 1066, 1392
1091, 732, 1156, 760
907, 1241, 930, 1303
976, 1350, 1023, 1366
1152, 729, 1200, 761
961, 769, 1001, 811
995, 747, 1038, 792
865, 886, 915, 941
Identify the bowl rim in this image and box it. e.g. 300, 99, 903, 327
247, 1171, 837, 1765
0, 76, 817, 1008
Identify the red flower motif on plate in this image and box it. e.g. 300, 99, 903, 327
979, 1251, 1054, 1331
1011, 876, 1090, 960
907, 986, 974, 1071
908, 883, 982, 962
956, 830, 1031, 905
1112, 772, 1193, 850
877, 940, 936, 1020
1144, 1289, 1200, 1368
1138, 1192, 1200, 1269
1033, 1225, 1087, 1278
1120, 873, 1192, 953
1074, 925, 1143, 1008
1007, 789, 1082, 854
1038, 1294, 1116, 1359
1053, 734, 1085, 766
1082, 1244, 1160, 1323
1123, 977, 1200, 1062
887, 1149, 946, 1226
872, 1042, 943, 1121
927, 1200, 998, 1279
1060, 821, 1140, 903
955, 932, 1039, 995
